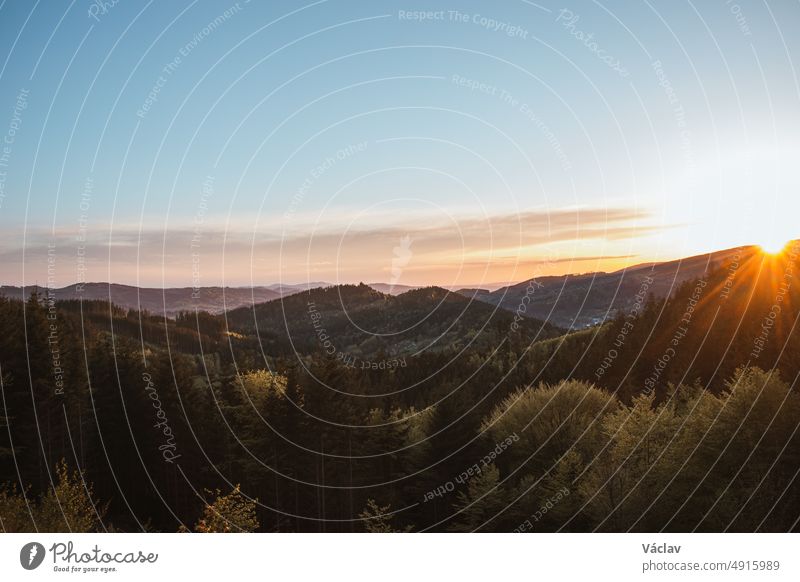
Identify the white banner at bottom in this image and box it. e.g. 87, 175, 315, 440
0, 533, 796, 581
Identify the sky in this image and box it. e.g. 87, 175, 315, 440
0, 0, 798, 288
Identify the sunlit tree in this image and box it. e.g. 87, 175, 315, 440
194, 485, 259, 533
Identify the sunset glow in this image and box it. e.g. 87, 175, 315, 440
759, 239, 790, 256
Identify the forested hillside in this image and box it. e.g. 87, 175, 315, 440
1, 246, 798, 532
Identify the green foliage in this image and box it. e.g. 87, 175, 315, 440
36, 460, 106, 532
0, 483, 32, 532
194, 485, 259, 533
1, 255, 799, 532
224, 283, 562, 359
482, 379, 617, 474
358, 499, 411, 533
470, 369, 800, 532
0, 460, 105, 532
580, 392, 684, 530
448, 465, 507, 532
239, 369, 288, 403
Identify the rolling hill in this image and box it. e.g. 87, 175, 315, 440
0, 283, 285, 316
457, 245, 755, 328
225, 283, 563, 360
0, 281, 424, 315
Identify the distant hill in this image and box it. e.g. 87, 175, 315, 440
367, 282, 420, 295
265, 282, 331, 293
0, 283, 287, 316
457, 246, 755, 329
225, 283, 563, 360
0, 246, 763, 325
0, 281, 427, 314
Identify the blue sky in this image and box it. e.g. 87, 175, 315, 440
1, 0, 798, 287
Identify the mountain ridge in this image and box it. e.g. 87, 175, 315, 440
456, 245, 758, 328
0, 244, 778, 323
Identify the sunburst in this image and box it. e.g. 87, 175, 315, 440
758, 238, 789, 255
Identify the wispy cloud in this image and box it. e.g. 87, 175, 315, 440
0, 206, 663, 286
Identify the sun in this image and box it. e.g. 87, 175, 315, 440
759, 237, 789, 255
